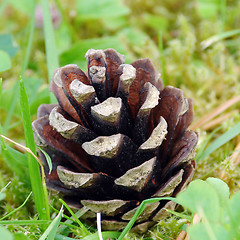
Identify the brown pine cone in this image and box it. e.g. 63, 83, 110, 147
32, 48, 198, 232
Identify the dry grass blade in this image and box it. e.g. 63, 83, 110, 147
201, 29, 240, 50
175, 230, 187, 240
232, 142, 240, 166
0, 133, 50, 221
148, 231, 164, 240
192, 214, 201, 224
190, 96, 240, 130
97, 213, 103, 240
201, 110, 239, 131
0, 134, 43, 167
184, 235, 190, 240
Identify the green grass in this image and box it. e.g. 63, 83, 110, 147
20, 77, 50, 221
197, 122, 240, 162
59, 199, 89, 236
0, 0, 240, 239
41, 0, 59, 83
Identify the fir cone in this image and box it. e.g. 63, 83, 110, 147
32, 48, 198, 232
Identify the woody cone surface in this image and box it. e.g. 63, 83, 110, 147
32, 49, 198, 232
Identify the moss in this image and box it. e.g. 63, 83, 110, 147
1, 0, 240, 239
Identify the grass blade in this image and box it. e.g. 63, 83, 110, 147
5, 145, 28, 166
2, 1, 37, 134
57, 207, 89, 234
37, 147, 52, 174
199, 122, 240, 161
59, 199, 90, 235
0, 130, 27, 179
202, 111, 238, 131
55, 234, 76, 240
165, 209, 192, 222
41, 0, 59, 84
196, 126, 222, 161
0, 148, 26, 179
0, 192, 32, 221
0, 182, 11, 194
0, 182, 11, 201
39, 206, 63, 240
19, 78, 50, 221
0, 220, 50, 225
2, 83, 19, 134
82, 231, 121, 240
97, 213, 103, 240
201, 29, 240, 49
118, 197, 175, 240
21, 0, 37, 76
190, 95, 240, 130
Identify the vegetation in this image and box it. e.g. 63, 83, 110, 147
0, 0, 240, 239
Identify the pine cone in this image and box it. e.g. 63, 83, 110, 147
32, 48, 198, 232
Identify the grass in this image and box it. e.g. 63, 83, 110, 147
41, 0, 59, 83
0, 0, 240, 239
20, 77, 50, 222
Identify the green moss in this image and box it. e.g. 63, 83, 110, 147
1, 0, 240, 239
